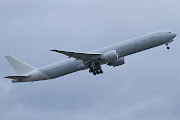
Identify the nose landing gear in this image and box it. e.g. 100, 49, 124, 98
165, 39, 173, 50
89, 62, 103, 75
165, 44, 170, 50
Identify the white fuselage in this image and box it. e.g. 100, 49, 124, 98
15, 31, 176, 82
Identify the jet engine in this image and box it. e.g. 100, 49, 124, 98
101, 50, 118, 62
107, 57, 125, 67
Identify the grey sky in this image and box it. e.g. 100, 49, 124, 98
1, 0, 180, 120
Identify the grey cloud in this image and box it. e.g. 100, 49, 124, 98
1, 0, 180, 120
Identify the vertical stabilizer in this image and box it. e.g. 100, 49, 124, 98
5, 55, 36, 75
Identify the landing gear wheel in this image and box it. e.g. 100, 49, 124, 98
89, 67, 93, 73
100, 70, 103, 74
165, 43, 170, 50
95, 69, 99, 74
93, 71, 96, 75
89, 62, 103, 75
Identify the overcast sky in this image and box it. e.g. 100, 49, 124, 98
1, 0, 180, 120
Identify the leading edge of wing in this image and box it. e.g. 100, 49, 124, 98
50, 49, 102, 60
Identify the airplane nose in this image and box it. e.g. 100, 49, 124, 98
169, 32, 177, 38
173, 33, 177, 37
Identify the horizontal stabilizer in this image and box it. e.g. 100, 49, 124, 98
50, 49, 102, 60
5, 76, 30, 79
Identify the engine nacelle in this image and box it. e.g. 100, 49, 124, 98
107, 57, 125, 67
101, 50, 118, 62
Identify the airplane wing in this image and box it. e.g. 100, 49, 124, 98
5, 76, 30, 79
50, 49, 102, 61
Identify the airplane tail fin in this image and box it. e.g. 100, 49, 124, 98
5, 55, 36, 75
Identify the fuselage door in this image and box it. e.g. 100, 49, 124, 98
158, 33, 162, 39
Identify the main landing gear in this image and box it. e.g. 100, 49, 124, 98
89, 62, 103, 75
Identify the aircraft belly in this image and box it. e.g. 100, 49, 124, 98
39, 59, 81, 79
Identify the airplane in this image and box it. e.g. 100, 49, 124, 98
5, 31, 177, 83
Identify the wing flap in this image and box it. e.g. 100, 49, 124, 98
50, 49, 102, 60
5, 76, 30, 79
